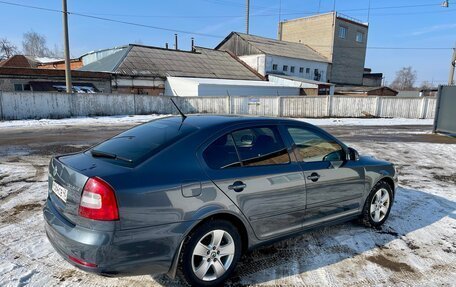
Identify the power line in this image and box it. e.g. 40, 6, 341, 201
0, 0, 224, 38
0, 0, 453, 51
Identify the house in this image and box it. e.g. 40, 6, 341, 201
216, 32, 330, 82
334, 86, 398, 97
79, 44, 264, 96
0, 54, 111, 92
0, 66, 112, 93
278, 12, 368, 86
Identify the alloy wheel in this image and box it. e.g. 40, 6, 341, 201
191, 229, 235, 281
370, 188, 390, 222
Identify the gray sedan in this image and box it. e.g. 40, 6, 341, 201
43, 115, 397, 286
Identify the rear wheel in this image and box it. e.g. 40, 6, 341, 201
179, 220, 241, 286
361, 181, 393, 228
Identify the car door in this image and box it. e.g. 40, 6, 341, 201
200, 125, 307, 240
284, 125, 365, 228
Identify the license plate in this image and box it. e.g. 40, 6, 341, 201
52, 181, 68, 203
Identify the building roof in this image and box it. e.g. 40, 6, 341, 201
0, 55, 36, 68
268, 74, 334, 86
79, 44, 262, 81
167, 76, 293, 87
216, 32, 330, 63
335, 86, 397, 94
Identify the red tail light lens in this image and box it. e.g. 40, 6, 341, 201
79, 177, 119, 221
69, 255, 97, 268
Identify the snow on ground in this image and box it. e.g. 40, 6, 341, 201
0, 123, 454, 287
0, 114, 434, 128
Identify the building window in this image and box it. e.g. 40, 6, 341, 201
356, 32, 364, 43
306, 68, 310, 74
299, 67, 304, 73
14, 83, 31, 91
272, 64, 278, 71
14, 84, 23, 91
338, 26, 347, 39
290, 66, 295, 73
283, 65, 288, 72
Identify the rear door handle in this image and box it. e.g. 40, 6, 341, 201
228, 181, 246, 192
307, 173, 320, 182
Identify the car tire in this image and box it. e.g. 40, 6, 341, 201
360, 181, 393, 228
179, 219, 242, 287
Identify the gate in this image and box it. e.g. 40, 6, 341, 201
434, 85, 456, 135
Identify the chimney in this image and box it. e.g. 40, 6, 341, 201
191, 37, 195, 52
174, 34, 178, 50
165, 42, 169, 49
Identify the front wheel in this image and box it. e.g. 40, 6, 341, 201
361, 181, 393, 228
179, 220, 241, 286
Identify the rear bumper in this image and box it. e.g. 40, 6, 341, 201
43, 198, 189, 276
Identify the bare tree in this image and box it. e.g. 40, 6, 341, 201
391, 66, 417, 90
0, 38, 19, 60
22, 30, 52, 57
419, 81, 435, 91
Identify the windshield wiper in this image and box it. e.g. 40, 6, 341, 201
90, 149, 133, 163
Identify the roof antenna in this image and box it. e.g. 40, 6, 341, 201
170, 93, 187, 121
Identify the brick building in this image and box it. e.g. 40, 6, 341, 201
278, 12, 369, 86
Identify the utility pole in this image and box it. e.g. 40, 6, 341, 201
449, 47, 456, 85
246, 0, 250, 34
62, 0, 72, 94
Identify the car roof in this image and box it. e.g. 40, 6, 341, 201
160, 114, 303, 129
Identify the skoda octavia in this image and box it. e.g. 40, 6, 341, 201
44, 115, 397, 286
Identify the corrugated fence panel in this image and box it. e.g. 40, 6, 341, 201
134, 95, 175, 114
331, 96, 377, 117
379, 97, 422, 118
179, 97, 228, 114
73, 93, 135, 117
1, 92, 71, 120
281, 97, 328, 118
425, 98, 436, 119
0, 92, 437, 120
231, 96, 279, 116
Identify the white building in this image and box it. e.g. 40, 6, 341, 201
165, 77, 300, 97
216, 32, 330, 82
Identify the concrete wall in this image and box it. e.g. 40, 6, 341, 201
0, 92, 436, 120
332, 17, 368, 85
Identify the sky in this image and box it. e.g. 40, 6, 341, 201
0, 0, 455, 85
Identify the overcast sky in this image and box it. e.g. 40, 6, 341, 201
0, 0, 455, 85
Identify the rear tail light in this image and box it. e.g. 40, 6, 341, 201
69, 255, 97, 268
79, 177, 119, 221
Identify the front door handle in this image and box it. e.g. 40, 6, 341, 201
228, 181, 246, 192
307, 172, 320, 182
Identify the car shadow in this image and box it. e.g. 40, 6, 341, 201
152, 187, 455, 286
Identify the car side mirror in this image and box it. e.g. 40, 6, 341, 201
348, 147, 359, 161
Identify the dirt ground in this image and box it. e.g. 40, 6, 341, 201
0, 121, 455, 286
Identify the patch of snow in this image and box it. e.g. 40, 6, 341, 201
0, 115, 434, 129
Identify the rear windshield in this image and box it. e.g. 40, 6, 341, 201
89, 118, 197, 166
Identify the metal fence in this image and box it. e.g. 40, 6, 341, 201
433, 85, 456, 135
0, 91, 436, 120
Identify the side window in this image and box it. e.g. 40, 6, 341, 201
287, 127, 344, 162
232, 126, 289, 167
203, 134, 241, 169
